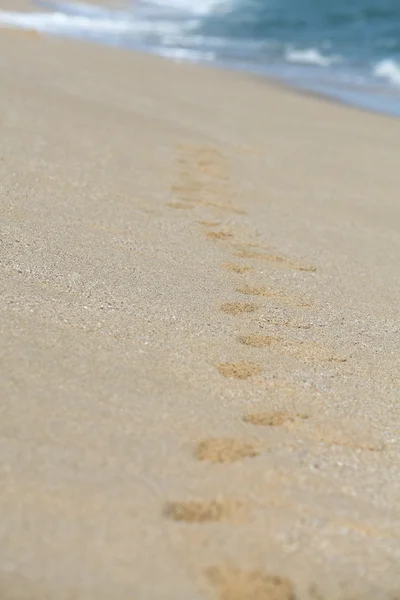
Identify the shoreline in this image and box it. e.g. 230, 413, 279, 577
1, 23, 400, 599
1, 0, 400, 119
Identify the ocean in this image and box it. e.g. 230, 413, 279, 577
1, 0, 400, 117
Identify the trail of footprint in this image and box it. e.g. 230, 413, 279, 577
167, 142, 388, 599
237, 334, 346, 364
164, 499, 246, 523
206, 566, 296, 600
236, 284, 311, 308
195, 438, 261, 463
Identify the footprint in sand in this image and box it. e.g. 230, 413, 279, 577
166, 201, 196, 210
244, 410, 384, 452
163, 499, 245, 523
306, 419, 385, 452
195, 438, 261, 463
232, 249, 316, 272
221, 302, 259, 316
236, 284, 311, 308
237, 334, 346, 365
178, 145, 229, 178
243, 411, 309, 428
221, 263, 254, 275
206, 230, 234, 241
198, 220, 223, 228
173, 144, 246, 214
206, 566, 296, 600
216, 362, 262, 380
177, 144, 226, 164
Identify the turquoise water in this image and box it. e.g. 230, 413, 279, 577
1, 0, 400, 116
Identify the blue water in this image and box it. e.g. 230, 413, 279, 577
1, 0, 400, 116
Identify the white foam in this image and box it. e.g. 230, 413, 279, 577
285, 48, 340, 68
0, 8, 191, 40
157, 46, 215, 61
140, 0, 229, 17
0, 10, 135, 33
373, 59, 400, 87
0, 0, 213, 39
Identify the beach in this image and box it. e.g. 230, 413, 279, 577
1, 16, 400, 600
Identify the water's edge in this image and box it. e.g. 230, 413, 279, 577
0, 0, 399, 119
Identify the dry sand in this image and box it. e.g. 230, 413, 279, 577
0, 13, 400, 600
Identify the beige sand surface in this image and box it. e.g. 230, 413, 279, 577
0, 16, 400, 600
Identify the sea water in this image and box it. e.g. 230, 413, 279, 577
1, 0, 400, 117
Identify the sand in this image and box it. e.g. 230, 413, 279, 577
0, 12, 400, 600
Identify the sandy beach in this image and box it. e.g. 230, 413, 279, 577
1, 12, 400, 600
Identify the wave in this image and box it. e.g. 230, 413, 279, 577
37, 0, 229, 19
0, 10, 135, 34
0, 0, 221, 42
373, 59, 400, 88
284, 48, 340, 68
136, 0, 230, 16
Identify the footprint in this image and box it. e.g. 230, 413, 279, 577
197, 162, 230, 180
221, 263, 254, 275
183, 148, 228, 177
172, 180, 204, 195
200, 201, 246, 215
243, 411, 309, 427
199, 221, 222, 228
172, 144, 248, 217
306, 420, 385, 452
163, 499, 244, 523
236, 284, 311, 308
196, 438, 260, 463
172, 182, 244, 214
178, 144, 225, 162
216, 362, 262, 379
221, 302, 259, 315
166, 201, 195, 210
206, 566, 296, 600
238, 335, 346, 364
237, 241, 271, 251
206, 230, 234, 241
232, 250, 316, 272
244, 411, 384, 452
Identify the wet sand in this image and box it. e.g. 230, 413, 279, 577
0, 17, 400, 600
